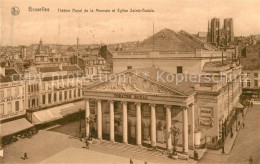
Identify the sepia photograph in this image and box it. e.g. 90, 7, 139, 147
0, 0, 260, 163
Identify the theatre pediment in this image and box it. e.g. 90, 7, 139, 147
86, 72, 184, 96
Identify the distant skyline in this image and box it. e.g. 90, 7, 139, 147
1, 0, 260, 46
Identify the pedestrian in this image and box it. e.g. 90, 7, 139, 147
249, 156, 253, 164
243, 122, 245, 129
130, 158, 133, 164
85, 139, 89, 149
251, 102, 253, 108
23, 152, 28, 160
194, 149, 199, 161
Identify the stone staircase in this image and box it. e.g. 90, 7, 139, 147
94, 140, 167, 158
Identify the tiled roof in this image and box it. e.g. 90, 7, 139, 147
5, 68, 18, 76
39, 66, 61, 73
0, 74, 20, 83
203, 60, 231, 72
87, 67, 195, 96
123, 29, 216, 52
42, 74, 83, 81
127, 67, 195, 96
62, 65, 81, 71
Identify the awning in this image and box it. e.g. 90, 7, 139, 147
0, 118, 33, 138
235, 102, 244, 109
32, 110, 57, 124
32, 101, 85, 125
60, 101, 83, 116
52, 103, 75, 116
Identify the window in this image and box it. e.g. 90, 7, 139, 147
69, 90, 72, 99
177, 66, 183, 73
127, 66, 132, 70
247, 72, 251, 77
254, 80, 258, 87
59, 92, 62, 101
15, 101, 19, 111
0, 104, 4, 115
32, 99, 36, 107
0, 90, 4, 99
28, 100, 30, 108
78, 89, 80, 97
65, 91, 67, 100
28, 85, 31, 92
48, 94, 52, 103
254, 73, 258, 78
247, 80, 251, 87
42, 95, 46, 104
54, 93, 57, 102
74, 89, 76, 97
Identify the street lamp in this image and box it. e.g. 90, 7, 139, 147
170, 125, 180, 155
222, 121, 225, 154
79, 108, 82, 132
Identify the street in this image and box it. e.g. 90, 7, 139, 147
200, 104, 260, 163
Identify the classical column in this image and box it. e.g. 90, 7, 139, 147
190, 104, 195, 149
97, 100, 102, 140
165, 105, 172, 150
109, 100, 115, 142
135, 102, 142, 146
150, 104, 156, 147
122, 101, 128, 144
182, 106, 189, 154
85, 99, 90, 138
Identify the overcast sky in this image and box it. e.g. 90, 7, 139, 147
1, 0, 260, 46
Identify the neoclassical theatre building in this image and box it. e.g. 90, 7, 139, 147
82, 28, 242, 151
84, 68, 195, 153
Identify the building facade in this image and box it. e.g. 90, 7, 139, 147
82, 28, 242, 149
0, 64, 25, 122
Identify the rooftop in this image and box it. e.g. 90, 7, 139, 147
62, 65, 81, 71
116, 29, 217, 53
86, 67, 196, 96
38, 66, 62, 73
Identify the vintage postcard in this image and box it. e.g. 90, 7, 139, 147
0, 0, 260, 163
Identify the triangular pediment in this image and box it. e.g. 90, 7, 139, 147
85, 71, 185, 96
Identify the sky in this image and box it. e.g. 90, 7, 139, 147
1, 0, 260, 46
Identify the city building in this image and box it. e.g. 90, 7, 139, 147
111, 29, 221, 74
34, 39, 50, 65
0, 62, 25, 122
241, 66, 260, 100
24, 64, 85, 124
241, 42, 260, 100
82, 28, 242, 150
207, 18, 234, 46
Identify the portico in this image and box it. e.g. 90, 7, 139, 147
83, 68, 195, 153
